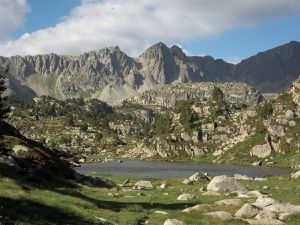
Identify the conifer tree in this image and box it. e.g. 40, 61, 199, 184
0, 66, 10, 120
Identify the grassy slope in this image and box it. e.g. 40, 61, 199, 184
1, 173, 300, 225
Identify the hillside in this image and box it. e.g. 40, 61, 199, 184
1, 41, 300, 104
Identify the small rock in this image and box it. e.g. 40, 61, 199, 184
160, 183, 167, 189
177, 193, 194, 201
164, 219, 186, 225
155, 210, 168, 215
203, 211, 233, 221
182, 179, 193, 185
189, 172, 210, 181
182, 204, 207, 213
214, 198, 242, 206
134, 180, 153, 189
234, 174, 253, 181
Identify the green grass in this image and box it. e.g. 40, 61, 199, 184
1, 174, 300, 225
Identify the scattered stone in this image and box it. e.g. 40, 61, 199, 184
164, 219, 186, 225
160, 183, 167, 189
207, 175, 246, 192
214, 198, 242, 206
235, 203, 261, 218
253, 196, 276, 208
255, 210, 276, 220
177, 194, 194, 201
155, 210, 168, 215
203, 211, 233, 221
279, 212, 291, 221
182, 204, 208, 213
252, 161, 263, 166
244, 219, 284, 225
234, 174, 253, 181
12, 145, 29, 155
264, 203, 300, 214
134, 180, 153, 189
291, 170, 300, 179
182, 179, 193, 185
189, 172, 210, 181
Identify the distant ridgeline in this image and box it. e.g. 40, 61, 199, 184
1, 41, 300, 105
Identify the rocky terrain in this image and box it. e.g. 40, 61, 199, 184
129, 82, 263, 107
1, 41, 300, 104
4, 75, 299, 169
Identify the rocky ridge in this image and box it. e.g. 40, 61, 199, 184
1, 41, 300, 104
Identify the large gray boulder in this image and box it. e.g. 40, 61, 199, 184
235, 203, 261, 218
207, 175, 246, 192
250, 143, 272, 158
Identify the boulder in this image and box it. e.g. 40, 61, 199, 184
182, 179, 193, 185
177, 193, 194, 201
250, 144, 272, 158
264, 203, 300, 214
244, 219, 284, 225
12, 144, 29, 155
134, 180, 153, 189
207, 175, 246, 192
291, 170, 300, 179
203, 211, 233, 221
214, 198, 242, 206
189, 172, 210, 181
253, 196, 276, 208
255, 210, 276, 220
182, 204, 208, 213
181, 132, 191, 142
285, 110, 294, 119
235, 203, 260, 218
164, 219, 186, 225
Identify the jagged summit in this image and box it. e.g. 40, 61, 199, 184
1, 41, 300, 104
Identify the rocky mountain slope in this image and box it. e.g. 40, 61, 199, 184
7, 76, 300, 168
1, 41, 300, 104
129, 82, 263, 107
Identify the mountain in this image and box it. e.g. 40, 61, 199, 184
1, 41, 300, 104
233, 41, 300, 92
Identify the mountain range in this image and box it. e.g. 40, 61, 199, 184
1, 41, 300, 105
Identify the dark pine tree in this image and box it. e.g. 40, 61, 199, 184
0, 66, 10, 120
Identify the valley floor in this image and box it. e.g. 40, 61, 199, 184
1, 173, 300, 225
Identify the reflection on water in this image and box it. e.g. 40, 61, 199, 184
75, 159, 292, 178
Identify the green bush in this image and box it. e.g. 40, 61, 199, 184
257, 102, 273, 119
152, 113, 171, 135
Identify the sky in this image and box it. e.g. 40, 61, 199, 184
0, 0, 300, 64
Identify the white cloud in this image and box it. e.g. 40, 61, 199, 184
225, 56, 242, 65
0, 0, 30, 42
1, 0, 300, 57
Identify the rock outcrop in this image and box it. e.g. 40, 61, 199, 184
2, 41, 300, 104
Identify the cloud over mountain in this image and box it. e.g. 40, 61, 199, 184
1, 0, 300, 56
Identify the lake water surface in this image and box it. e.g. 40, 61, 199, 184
76, 159, 293, 178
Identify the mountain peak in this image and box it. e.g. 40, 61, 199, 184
170, 45, 186, 59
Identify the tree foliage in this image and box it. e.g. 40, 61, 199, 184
212, 86, 224, 105
0, 66, 10, 120
152, 113, 171, 135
